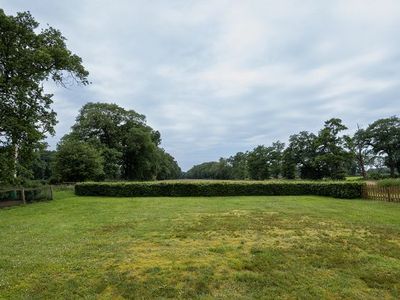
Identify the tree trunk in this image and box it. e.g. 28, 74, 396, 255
12, 142, 19, 179
357, 148, 367, 179
390, 165, 395, 178
387, 154, 396, 178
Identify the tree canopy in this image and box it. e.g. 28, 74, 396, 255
185, 117, 400, 180
59, 102, 181, 182
0, 9, 89, 183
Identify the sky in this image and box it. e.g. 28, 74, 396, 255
1, 0, 400, 170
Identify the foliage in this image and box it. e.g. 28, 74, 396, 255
227, 152, 248, 179
64, 102, 180, 181
247, 146, 272, 180
31, 149, 55, 180
185, 117, 398, 181
376, 178, 400, 187
185, 160, 233, 180
0, 9, 89, 183
365, 116, 400, 177
156, 149, 182, 180
286, 131, 321, 179
315, 118, 349, 180
281, 148, 296, 179
52, 139, 104, 182
346, 126, 373, 179
75, 180, 363, 199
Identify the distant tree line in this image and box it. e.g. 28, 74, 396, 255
184, 117, 400, 180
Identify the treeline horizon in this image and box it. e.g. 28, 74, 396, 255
12, 113, 400, 184
1, 10, 400, 186
184, 116, 400, 181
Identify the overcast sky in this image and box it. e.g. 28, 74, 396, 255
1, 1, 400, 170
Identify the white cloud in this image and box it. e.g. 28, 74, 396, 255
1, 0, 400, 169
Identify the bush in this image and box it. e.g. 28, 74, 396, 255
376, 179, 400, 188
75, 181, 364, 199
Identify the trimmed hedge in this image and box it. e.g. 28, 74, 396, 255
377, 178, 400, 188
75, 181, 364, 199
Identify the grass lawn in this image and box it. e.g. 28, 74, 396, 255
1, 191, 400, 299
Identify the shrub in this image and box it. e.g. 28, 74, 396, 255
75, 181, 364, 199
376, 179, 400, 188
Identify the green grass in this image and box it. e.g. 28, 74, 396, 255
1, 192, 400, 299
346, 176, 365, 181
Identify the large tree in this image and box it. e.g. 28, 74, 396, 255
0, 10, 89, 183
345, 125, 374, 179
315, 118, 349, 180
64, 102, 179, 181
287, 131, 321, 179
365, 116, 400, 177
247, 145, 271, 180
227, 152, 248, 179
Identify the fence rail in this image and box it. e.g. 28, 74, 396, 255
0, 186, 53, 207
362, 185, 400, 202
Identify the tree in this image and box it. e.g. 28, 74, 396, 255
156, 149, 182, 180
287, 131, 321, 179
122, 127, 159, 180
66, 102, 172, 181
269, 141, 285, 178
281, 148, 296, 179
316, 118, 349, 179
247, 146, 271, 180
31, 149, 55, 180
227, 152, 248, 179
70, 102, 148, 149
0, 10, 89, 183
52, 140, 104, 182
345, 125, 373, 179
365, 116, 400, 177
184, 160, 233, 179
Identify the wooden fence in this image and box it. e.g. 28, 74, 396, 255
362, 185, 400, 202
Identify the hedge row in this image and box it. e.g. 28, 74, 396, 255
75, 181, 364, 199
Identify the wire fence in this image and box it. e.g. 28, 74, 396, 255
0, 186, 53, 208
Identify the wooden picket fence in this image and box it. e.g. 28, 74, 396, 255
362, 185, 400, 202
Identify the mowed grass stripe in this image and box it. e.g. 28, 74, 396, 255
0, 191, 399, 299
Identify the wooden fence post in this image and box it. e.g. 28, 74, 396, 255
21, 188, 26, 205
50, 185, 53, 200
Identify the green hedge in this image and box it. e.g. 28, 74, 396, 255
75, 181, 364, 199
377, 178, 400, 188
